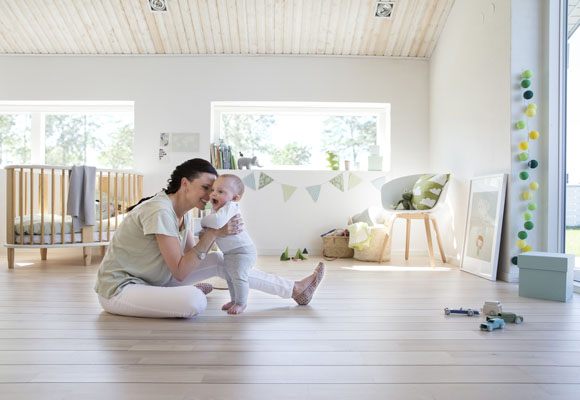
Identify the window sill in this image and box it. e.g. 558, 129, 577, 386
217, 168, 388, 173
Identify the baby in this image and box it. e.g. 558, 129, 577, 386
201, 174, 257, 314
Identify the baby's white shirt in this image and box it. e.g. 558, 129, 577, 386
200, 201, 254, 253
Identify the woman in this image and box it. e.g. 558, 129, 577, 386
94, 158, 324, 318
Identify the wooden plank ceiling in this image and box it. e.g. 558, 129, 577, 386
0, 0, 456, 58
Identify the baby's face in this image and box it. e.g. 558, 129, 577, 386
209, 178, 237, 209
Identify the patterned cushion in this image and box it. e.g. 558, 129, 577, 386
411, 174, 450, 210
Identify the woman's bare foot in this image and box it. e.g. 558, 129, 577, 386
227, 304, 247, 314
222, 301, 235, 311
292, 262, 324, 305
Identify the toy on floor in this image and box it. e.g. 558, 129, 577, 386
444, 307, 480, 316
293, 248, 307, 261
302, 248, 309, 259
493, 312, 523, 324
480, 318, 505, 332
482, 300, 502, 316
280, 247, 291, 261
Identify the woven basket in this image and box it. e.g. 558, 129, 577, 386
353, 226, 390, 262
322, 235, 354, 260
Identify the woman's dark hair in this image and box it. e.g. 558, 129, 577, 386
127, 158, 217, 212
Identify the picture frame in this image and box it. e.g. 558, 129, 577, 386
460, 173, 508, 281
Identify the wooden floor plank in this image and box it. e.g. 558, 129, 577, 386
0, 252, 578, 399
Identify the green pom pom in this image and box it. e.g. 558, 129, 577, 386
523, 69, 533, 78
521, 79, 531, 88
528, 202, 537, 211
524, 221, 534, 230
519, 171, 529, 180
511, 256, 518, 265
519, 152, 529, 161
518, 231, 528, 240
523, 90, 534, 100
528, 159, 538, 169
523, 211, 532, 220
516, 120, 526, 129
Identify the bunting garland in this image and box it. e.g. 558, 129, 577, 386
258, 172, 274, 189
282, 184, 297, 202
371, 176, 386, 191
329, 174, 345, 192
242, 173, 256, 191
348, 173, 363, 190
238, 171, 388, 202
306, 185, 322, 202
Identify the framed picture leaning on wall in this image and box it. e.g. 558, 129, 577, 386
461, 174, 508, 281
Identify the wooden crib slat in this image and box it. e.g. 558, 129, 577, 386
138, 175, 143, 200
24, 171, 28, 217
29, 168, 34, 245
99, 172, 103, 242
51, 169, 55, 244
108, 172, 112, 240
40, 168, 45, 244
68, 171, 74, 243
6, 168, 15, 246
61, 169, 66, 245
121, 173, 125, 219
6, 168, 15, 268
114, 173, 118, 230
19, 169, 23, 245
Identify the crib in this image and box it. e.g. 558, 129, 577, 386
4, 165, 143, 269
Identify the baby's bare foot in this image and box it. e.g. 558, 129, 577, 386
227, 304, 247, 315
222, 301, 235, 311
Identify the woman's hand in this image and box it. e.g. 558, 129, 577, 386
212, 213, 243, 237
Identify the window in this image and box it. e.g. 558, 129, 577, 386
0, 101, 134, 169
211, 102, 390, 170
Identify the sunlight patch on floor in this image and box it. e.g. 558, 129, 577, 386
343, 265, 452, 272
15, 262, 34, 267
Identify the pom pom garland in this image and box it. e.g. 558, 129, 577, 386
513, 68, 539, 265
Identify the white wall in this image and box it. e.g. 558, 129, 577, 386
0, 55, 430, 256
429, 1, 512, 273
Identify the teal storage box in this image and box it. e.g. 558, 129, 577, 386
518, 252, 575, 302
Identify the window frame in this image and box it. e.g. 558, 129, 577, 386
210, 101, 391, 171
0, 101, 134, 166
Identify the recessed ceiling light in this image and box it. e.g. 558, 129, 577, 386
149, 0, 168, 12
375, 2, 395, 18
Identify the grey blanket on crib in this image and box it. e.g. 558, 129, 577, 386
67, 165, 96, 230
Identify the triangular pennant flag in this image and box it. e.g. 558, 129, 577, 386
281, 184, 297, 202
348, 173, 363, 190
242, 172, 256, 191
371, 176, 386, 191
258, 172, 274, 189
329, 173, 345, 192
306, 185, 321, 202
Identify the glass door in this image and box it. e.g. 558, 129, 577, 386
567, 2, 580, 283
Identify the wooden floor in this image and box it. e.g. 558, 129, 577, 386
1, 248, 579, 400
